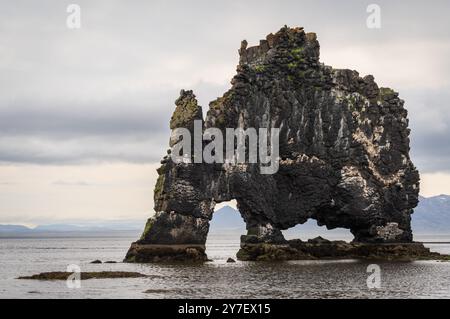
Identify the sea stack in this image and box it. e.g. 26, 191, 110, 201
125, 26, 428, 263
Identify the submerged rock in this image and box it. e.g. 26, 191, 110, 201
18, 272, 148, 280
126, 26, 425, 263
226, 258, 236, 263
90, 260, 102, 264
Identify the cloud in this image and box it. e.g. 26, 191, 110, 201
420, 172, 450, 197
405, 88, 450, 173
0, 81, 230, 164
52, 180, 94, 187
0, 94, 172, 164
0, 0, 449, 174
0, 163, 159, 223
1, 0, 450, 224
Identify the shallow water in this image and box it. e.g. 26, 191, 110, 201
1, 235, 450, 299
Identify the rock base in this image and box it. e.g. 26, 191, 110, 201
124, 243, 207, 263
237, 237, 450, 261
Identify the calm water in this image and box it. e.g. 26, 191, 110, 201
1, 235, 450, 299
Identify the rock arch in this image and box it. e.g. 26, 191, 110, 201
125, 26, 420, 263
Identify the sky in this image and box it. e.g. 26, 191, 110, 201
1, 0, 450, 224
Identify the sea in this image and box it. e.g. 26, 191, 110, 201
1, 233, 450, 299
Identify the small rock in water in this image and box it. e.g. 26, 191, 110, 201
226, 258, 236, 263
104, 261, 117, 264
90, 260, 102, 264
18, 271, 148, 280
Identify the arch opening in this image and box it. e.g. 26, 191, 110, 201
282, 219, 354, 242
206, 200, 246, 261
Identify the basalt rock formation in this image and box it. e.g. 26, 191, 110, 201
125, 26, 425, 263
237, 237, 450, 262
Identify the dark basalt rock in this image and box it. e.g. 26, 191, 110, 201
237, 240, 450, 262
18, 272, 149, 280
125, 26, 429, 263
125, 242, 207, 263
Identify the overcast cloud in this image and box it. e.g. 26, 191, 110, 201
1, 0, 450, 171
1, 0, 450, 223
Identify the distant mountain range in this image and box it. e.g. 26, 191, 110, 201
209, 206, 246, 232
1, 195, 449, 237
0, 224, 31, 233
0, 220, 144, 237
412, 195, 450, 233
207, 195, 450, 238
211, 195, 450, 236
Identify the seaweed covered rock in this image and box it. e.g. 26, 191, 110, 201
237, 239, 449, 262
125, 26, 422, 263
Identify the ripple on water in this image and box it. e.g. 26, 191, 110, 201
1, 237, 450, 298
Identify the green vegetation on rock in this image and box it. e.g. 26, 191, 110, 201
140, 218, 155, 240
154, 175, 165, 199
378, 87, 397, 101
170, 90, 202, 130
254, 64, 266, 73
